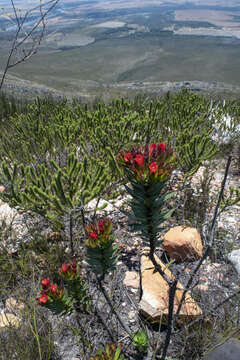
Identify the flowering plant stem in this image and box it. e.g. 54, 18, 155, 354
146, 189, 172, 285
127, 180, 173, 285
117, 143, 178, 360
137, 183, 177, 360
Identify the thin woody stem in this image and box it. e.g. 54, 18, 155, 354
146, 184, 172, 285
160, 278, 178, 360
94, 307, 115, 342
0, 0, 59, 91
96, 275, 132, 338
144, 183, 177, 359
69, 211, 74, 256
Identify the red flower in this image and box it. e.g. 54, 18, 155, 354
41, 277, 50, 288
38, 293, 48, 304
71, 262, 77, 274
89, 231, 98, 239
124, 153, 133, 162
61, 263, 70, 273
149, 143, 157, 156
158, 143, 166, 152
149, 162, 158, 174
50, 283, 58, 294
135, 154, 144, 167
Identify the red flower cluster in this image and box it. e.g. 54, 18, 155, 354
117, 142, 176, 182
36, 277, 64, 305
60, 261, 78, 280
85, 218, 113, 248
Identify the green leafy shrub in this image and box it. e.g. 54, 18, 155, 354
132, 329, 149, 353
0, 153, 110, 234
0, 92, 220, 185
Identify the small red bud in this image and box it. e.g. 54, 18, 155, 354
89, 232, 98, 240
37, 293, 48, 304
124, 153, 133, 162
158, 143, 166, 152
61, 263, 70, 273
135, 154, 144, 167
50, 283, 58, 294
149, 143, 157, 156
41, 277, 50, 288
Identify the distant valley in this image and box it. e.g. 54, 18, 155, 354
1, 0, 240, 97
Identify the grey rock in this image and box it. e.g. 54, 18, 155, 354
227, 249, 240, 276
0, 201, 50, 253
0, 203, 31, 252
204, 338, 240, 360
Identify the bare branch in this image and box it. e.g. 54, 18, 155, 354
10, 0, 20, 27
160, 277, 178, 360
12, 0, 59, 52
0, 0, 60, 91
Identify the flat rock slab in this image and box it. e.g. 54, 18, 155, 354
204, 338, 240, 360
139, 255, 202, 324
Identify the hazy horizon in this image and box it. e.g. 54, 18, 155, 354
2, 0, 240, 12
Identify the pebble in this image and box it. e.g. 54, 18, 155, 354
128, 310, 136, 320
130, 288, 137, 293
